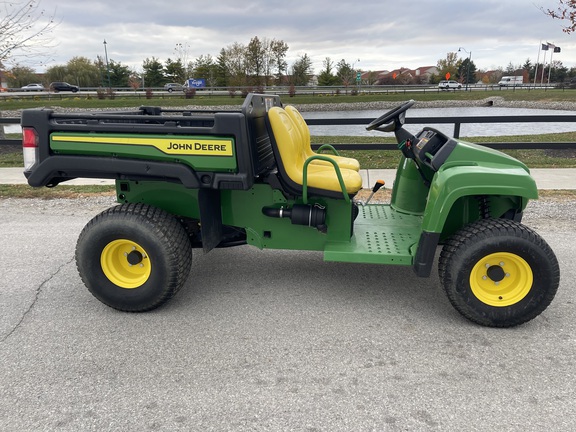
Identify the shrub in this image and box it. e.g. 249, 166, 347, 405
96, 88, 106, 100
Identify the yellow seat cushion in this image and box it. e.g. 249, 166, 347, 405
268, 107, 362, 195
305, 164, 363, 194
285, 105, 361, 172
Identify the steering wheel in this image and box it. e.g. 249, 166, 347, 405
366, 100, 415, 131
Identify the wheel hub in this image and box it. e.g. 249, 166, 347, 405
486, 265, 506, 282
100, 239, 151, 289
470, 252, 533, 307
126, 250, 143, 266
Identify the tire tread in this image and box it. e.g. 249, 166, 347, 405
76, 203, 192, 312
438, 218, 560, 327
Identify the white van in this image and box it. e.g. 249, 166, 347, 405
498, 76, 523, 87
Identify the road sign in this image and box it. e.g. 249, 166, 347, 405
186, 78, 206, 88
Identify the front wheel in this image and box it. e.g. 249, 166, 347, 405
76, 203, 192, 312
438, 218, 559, 327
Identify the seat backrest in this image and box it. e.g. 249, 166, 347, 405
241, 93, 282, 175
284, 105, 314, 159
267, 106, 306, 184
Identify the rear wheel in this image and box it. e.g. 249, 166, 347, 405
76, 203, 192, 311
438, 218, 559, 327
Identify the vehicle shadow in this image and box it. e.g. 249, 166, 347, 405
169, 245, 456, 325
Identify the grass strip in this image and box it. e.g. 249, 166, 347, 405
1, 88, 576, 110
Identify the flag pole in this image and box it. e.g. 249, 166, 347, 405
540, 44, 549, 86
533, 41, 541, 88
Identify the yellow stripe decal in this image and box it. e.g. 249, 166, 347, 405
52, 135, 234, 156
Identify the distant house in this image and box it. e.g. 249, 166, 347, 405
375, 68, 413, 85
414, 66, 438, 83
360, 70, 389, 85
371, 66, 438, 85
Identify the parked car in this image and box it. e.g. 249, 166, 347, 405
163, 83, 184, 92
49, 82, 79, 93
438, 80, 462, 90
21, 83, 45, 92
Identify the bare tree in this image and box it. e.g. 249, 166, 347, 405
0, 0, 58, 63
542, 0, 576, 33
0, 0, 58, 140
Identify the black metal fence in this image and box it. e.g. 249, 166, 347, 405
306, 114, 576, 151
2, 114, 576, 150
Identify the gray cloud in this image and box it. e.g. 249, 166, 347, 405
21, 0, 576, 73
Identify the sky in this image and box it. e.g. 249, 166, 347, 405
15, 0, 576, 75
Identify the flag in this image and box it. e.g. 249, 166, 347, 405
542, 43, 549, 50
554, 47, 561, 53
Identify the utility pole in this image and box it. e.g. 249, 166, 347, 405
103, 39, 111, 90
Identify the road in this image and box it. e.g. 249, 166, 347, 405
1, 196, 575, 431
1, 84, 556, 99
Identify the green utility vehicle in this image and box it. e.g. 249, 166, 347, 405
22, 94, 559, 327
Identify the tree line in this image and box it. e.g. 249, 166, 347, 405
2, 35, 393, 89
5, 36, 576, 89
5, 36, 338, 89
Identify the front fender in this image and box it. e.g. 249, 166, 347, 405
422, 162, 538, 233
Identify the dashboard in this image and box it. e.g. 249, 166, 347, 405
412, 128, 457, 171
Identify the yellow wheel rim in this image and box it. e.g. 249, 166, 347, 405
100, 239, 151, 289
470, 252, 533, 307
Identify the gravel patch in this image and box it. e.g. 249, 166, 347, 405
3, 97, 576, 118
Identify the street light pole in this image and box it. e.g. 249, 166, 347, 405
103, 39, 111, 91
458, 47, 472, 91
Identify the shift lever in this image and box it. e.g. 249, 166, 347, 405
364, 180, 385, 205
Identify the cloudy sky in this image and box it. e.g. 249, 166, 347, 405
20, 0, 576, 74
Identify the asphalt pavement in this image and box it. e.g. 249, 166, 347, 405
1, 194, 575, 431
